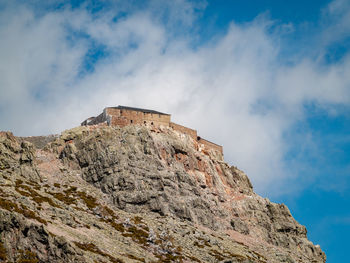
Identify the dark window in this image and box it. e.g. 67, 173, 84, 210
197, 136, 201, 141
144, 121, 146, 124
151, 122, 154, 125
130, 120, 133, 123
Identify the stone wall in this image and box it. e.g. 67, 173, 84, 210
105, 108, 171, 127
169, 122, 197, 140
93, 112, 107, 125
198, 137, 223, 155
81, 107, 223, 155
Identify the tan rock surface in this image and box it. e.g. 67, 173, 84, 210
0, 125, 325, 262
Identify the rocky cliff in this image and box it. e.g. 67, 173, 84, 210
0, 125, 325, 263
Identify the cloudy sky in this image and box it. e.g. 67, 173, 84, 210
0, 0, 349, 261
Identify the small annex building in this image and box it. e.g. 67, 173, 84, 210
81, 106, 223, 155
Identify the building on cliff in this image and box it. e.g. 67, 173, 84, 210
81, 106, 223, 155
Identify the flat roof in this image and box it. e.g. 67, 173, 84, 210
107, 105, 170, 116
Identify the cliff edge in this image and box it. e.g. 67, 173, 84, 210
0, 125, 325, 262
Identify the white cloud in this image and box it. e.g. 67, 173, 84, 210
321, 0, 350, 47
0, 0, 350, 196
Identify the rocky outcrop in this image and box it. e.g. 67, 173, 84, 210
0, 126, 326, 263
0, 210, 84, 263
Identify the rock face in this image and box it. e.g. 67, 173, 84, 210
0, 126, 325, 263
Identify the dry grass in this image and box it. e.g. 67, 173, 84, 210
17, 249, 39, 263
0, 197, 47, 225
0, 241, 7, 261
74, 242, 124, 263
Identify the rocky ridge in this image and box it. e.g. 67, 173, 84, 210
0, 125, 325, 262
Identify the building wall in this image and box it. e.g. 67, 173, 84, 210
105, 108, 121, 118
105, 108, 171, 127
110, 116, 129, 127
92, 112, 107, 125
81, 107, 223, 155
198, 137, 223, 155
169, 122, 197, 140
80, 117, 95, 126
81, 112, 107, 126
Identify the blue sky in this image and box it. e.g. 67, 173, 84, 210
0, 0, 349, 262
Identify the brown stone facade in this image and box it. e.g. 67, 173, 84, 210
82, 106, 223, 155
105, 107, 171, 127
197, 137, 223, 154
169, 122, 197, 140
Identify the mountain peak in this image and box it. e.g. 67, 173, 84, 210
0, 123, 325, 262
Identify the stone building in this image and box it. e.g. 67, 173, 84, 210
82, 106, 223, 155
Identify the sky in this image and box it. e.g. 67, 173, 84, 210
0, 0, 349, 262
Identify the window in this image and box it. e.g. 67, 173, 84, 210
144, 121, 146, 124
151, 122, 154, 125
130, 120, 133, 123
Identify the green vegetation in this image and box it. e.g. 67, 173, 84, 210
152, 241, 186, 263
121, 223, 187, 263
131, 216, 143, 225
193, 237, 211, 248
76, 191, 98, 209
99, 205, 125, 232
48, 191, 75, 206
125, 254, 146, 262
47, 186, 98, 210
185, 255, 201, 262
101, 205, 118, 218
155, 246, 187, 263
21, 205, 47, 224
15, 179, 61, 209
208, 249, 225, 261
208, 248, 255, 263
193, 241, 205, 248
108, 220, 125, 232
122, 225, 149, 245
0, 197, 47, 224
17, 249, 39, 263
0, 241, 7, 261
74, 242, 124, 263
154, 251, 184, 263
25, 180, 41, 191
